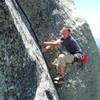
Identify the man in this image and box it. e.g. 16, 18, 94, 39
43, 25, 82, 80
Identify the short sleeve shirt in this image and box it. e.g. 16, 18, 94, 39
61, 36, 82, 54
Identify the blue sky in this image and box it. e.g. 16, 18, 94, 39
74, 0, 100, 39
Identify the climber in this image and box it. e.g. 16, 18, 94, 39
42, 25, 82, 81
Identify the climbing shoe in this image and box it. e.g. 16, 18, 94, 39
53, 76, 64, 81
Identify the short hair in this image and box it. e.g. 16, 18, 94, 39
60, 25, 71, 33
63, 25, 71, 32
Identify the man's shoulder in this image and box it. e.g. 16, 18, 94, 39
70, 36, 77, 41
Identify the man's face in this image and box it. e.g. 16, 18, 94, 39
62, 28, 70, 38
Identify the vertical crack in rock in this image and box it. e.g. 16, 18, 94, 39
5, 0, 59, 100
2, 0, 100, 100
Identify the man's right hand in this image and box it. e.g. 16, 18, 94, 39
41, 45, 51, 53
41, 47, 48, 53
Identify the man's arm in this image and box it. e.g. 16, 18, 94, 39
42, 39, 63, 52
43, 39, 62, 46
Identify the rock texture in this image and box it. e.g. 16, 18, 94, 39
0, 0, 100, 100
3, 0, 59, 100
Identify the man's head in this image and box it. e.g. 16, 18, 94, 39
60, 25, 71, 38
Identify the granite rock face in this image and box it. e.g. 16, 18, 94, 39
0, 0, 100, 100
